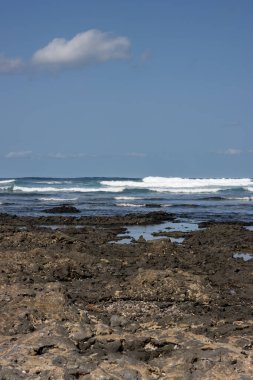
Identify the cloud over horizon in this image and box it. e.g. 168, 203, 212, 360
32, 29, 131, 69
224, 148, 242, 156
4, 151, 147, 160
0, 55, 24, 74
5, 151, 33, 158
0, 29, 131, 74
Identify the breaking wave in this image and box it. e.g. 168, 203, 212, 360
0, 179, 15, 184
116, 203, 143, 207
38, 197, 78, 202
114, 196, 143, 200
0, 179, 15, 191
0, 177, 251, 195
1, 176, 253, 221
35, 180, 72, 185
154, 188, 221, 194
227, 196, 253, 201
13, 186, 124, 193
101, 177, 253, 193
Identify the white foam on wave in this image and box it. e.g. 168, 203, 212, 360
0, 179, 15, 191
0, 186, 13, 191
0, 179, 15, 184
143, 176, 252, 187
246, 187, 253, 192
35, 180, 72, 185
114, 196, 143, 200
38, 197, 78, 202
101, 177, 252, 193
116, 203, 143, 207
14, 186, 124, 193
227, 196, 253, 201
154, 188, 221, 193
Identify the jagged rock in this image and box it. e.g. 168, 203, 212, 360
0, 213, 252, 379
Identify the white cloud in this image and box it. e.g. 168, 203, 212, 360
224, 148, 242, 156
32, 29, 131, 69
0, 55, 24, 73
47, 152, 147, 159
47, 152, 97, 159
0, 29, 131, 74
5, 151, 32, 158
47, 153, 70, 159
4, 151, 148, 160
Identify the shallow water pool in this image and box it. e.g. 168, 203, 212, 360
233, 252, 253, 261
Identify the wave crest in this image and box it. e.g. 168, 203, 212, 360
101, 177, 252, 193
38, 197, 78, 202
0, 179, 15, 184
13, 186, 124, 193
0, 179, 15, 191
114, 196, 143, 200
116, 203, 143, 207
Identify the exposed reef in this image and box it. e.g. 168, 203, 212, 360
0, 212, 252, 379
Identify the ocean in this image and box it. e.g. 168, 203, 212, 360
0, 176, 253, 223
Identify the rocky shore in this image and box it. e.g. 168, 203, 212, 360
0, 211, 252, 379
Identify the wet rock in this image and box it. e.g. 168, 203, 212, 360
44, 205, 80, 214
137, 235, 146, 243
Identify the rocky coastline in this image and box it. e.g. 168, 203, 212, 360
0, 211, 252, 379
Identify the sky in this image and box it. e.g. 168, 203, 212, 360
0, 0, 252, 178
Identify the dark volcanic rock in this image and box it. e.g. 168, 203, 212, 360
43, 205, 80, 214
0, 212, 252, 379
4, 211, 175, 228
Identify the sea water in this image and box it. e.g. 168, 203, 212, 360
0, 177, 253, 225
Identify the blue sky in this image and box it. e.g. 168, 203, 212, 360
0, 0, 251, 178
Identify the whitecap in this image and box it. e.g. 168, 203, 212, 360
0, 179, 15, 191
114, 196, 143, 200
142, 176, 252, 188
38, 197, 78, 202
0, 186, 13, 191
101, 176, 252, 194
227, 196, 253, 201
153, 188, 221, 194
13, 186, 124, 193
0, 179, 15, 184
35, 180, 72, 184
116, 203, 143, 207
